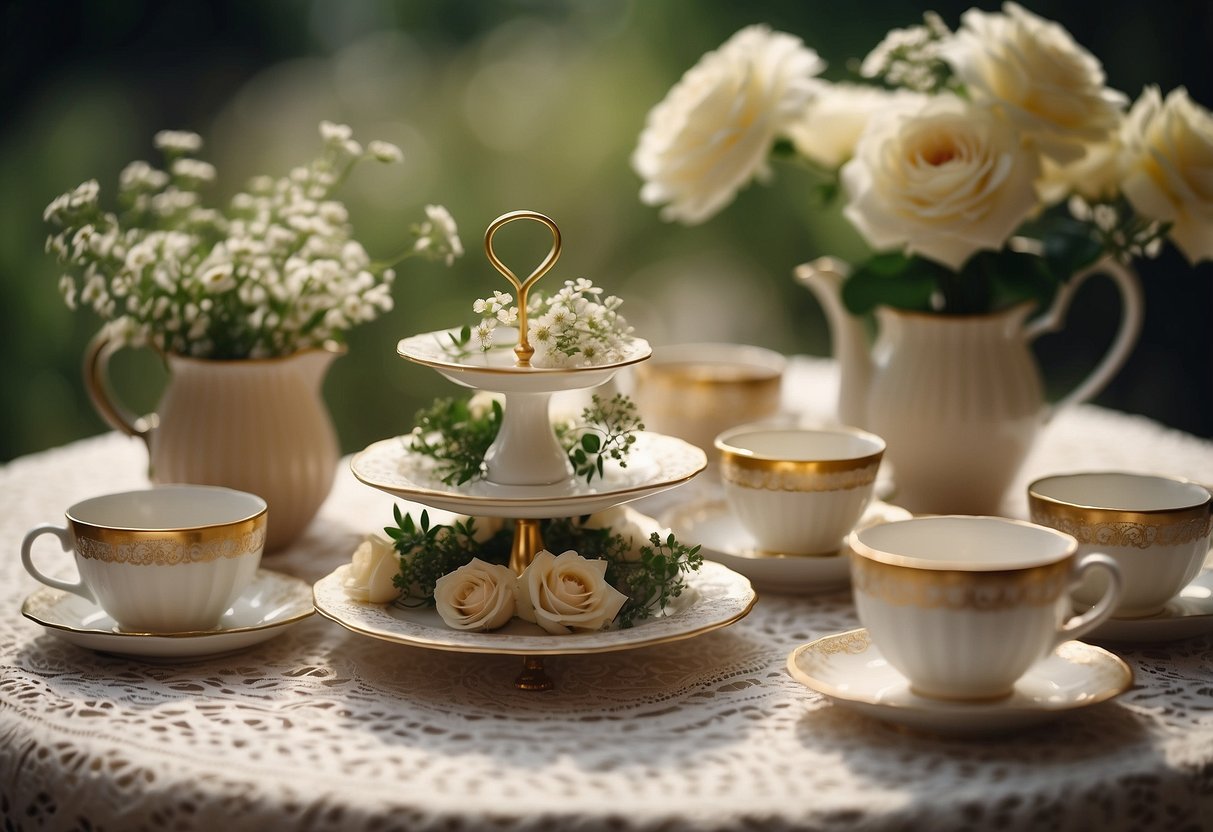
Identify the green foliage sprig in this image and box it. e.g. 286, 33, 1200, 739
382, 509, 702, 628
383, 506, 508, 605
408, 392, 642, 485
556, 392, 645, 483
407, 396, 503, 485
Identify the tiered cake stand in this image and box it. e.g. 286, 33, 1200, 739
313, 211, 755, 689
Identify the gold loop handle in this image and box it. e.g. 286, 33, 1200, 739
483, 210, 562, 367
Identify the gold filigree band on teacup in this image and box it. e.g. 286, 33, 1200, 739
72, 518, 266, 565
1028, 503, 1212, 548
721, 458, 881, 492
851, 555, 1073, 611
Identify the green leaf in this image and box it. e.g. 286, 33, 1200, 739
581, 434, 601, 452
842, 253, 942, 315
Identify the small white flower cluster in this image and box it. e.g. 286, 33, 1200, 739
45, 122, 461, 359
467, 277, 634, 367
858, 12, 952, 93
1068, 196, 1166, 261
413, 204, 463, 267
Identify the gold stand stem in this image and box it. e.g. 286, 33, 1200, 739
510, 517, 554, 691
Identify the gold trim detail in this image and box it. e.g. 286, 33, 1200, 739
1029, 504, 1212, 548
722, 458, 880, 492
851, 555, 1072, 610
73, 520, 266, 565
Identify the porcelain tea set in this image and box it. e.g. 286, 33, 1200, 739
19, 211, 1213, 733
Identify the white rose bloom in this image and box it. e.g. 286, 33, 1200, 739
580, 505, 664, 562
941, 2, 1126, 163
1120, 86, 1213, 264
433, 558, 517, 631
342, 534, 402, 603
786, 84, 928, 169
515, 549, 629, 635
633, 24, 825, 224
1039, 132, 1125, 204
841, 96, 1041, 270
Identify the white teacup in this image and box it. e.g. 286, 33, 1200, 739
1028, 472, 1212, 618
716, 425, 885, 555
850, 516, 1123, 701
22, 485, 267, 633
630, 343, 785, 456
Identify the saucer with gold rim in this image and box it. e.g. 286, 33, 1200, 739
660, 499, 911, 594
22, 568, 314, 660
1086, 565, 1213, 643
786, 628, 1133, 737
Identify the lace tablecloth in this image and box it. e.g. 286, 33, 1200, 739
3, 358, 1212, 832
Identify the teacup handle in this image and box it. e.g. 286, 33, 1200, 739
1054, 552, 1122, 646
1023, 257, 1144, 421
84, 329, 157, 448
22, 525, 94, 602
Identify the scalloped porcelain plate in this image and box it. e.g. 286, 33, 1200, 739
313, 559, 755, 656
22, 569, 314, 660
351, 431, 706, 518
786, 628, 1133, 737
661, 499, 911, 594
397, 327, 651, 393
1087, 566, 1213, 643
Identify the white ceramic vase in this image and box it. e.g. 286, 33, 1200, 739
796, 257, 1143, 514
85, 332, 343, 551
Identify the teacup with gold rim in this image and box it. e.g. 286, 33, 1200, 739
715, 425, 885, 555
1028, 472, 1212, 619
850, 516, 1123, 701
22, 485, 266, 632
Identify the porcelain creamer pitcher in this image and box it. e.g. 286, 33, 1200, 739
85, 331, 344, 551
795, 257, 1143, 514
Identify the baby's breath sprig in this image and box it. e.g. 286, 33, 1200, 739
451, 278, 635, 368
44, 122, 461, 359
409, 392, 642, 485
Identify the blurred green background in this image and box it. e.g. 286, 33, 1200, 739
3, 0, 1211, 463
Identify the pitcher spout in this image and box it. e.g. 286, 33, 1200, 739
794, 257, 872, 428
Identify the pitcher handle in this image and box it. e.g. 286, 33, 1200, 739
84, 329, 157, 447
1023, 257, 1143, 421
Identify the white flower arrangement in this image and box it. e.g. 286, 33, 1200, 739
634, 4, 1213, 315
44, 122, 463, 359
342, 507, 702, 633
459, 277, 634, 368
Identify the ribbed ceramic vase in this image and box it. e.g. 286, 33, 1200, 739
865, 305, 1046, 515
86, 335, 343, 551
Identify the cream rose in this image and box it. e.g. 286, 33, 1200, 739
1121, 86, 1213, 264
1039, 133, 1125, 204
632, 24, 824, 224
433, 558, 517, 631
841, 96, 1041, 270
786, 84, 927, 169
515, 549, 628, 635
941, 2, 1126, 162
342, 534, 402, 604
580, 505, 664, 561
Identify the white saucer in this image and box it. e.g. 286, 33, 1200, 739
660, 499, 911, 594
351, 431, 706, 518
397, 327, 651, 392
22, 568, 314, 660
1087, 567, 1213, 643
786, 628, 1133, 737
313, 559, 755, 655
